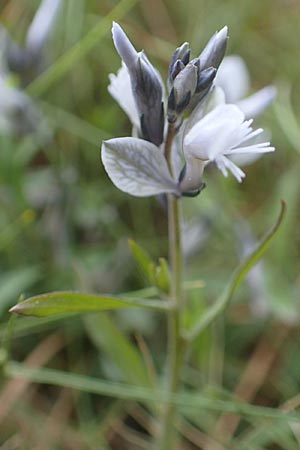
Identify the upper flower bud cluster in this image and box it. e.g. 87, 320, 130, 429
167, 27, 228, 121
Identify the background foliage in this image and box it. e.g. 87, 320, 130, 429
0, 0, 300, 448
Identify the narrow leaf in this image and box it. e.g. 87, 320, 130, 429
6, 361, 300, 422
9, 291, 169, 317
155, 258, 171, 293
102, 137, 179, 196
187, 201, 286, 341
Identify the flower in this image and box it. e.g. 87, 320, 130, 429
215, 55, 276, 118
180, 103, 274, 190
103, 23, 275, 199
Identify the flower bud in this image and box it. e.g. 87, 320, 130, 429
199, 26, 228, 70
168, 42, 190, 86
196, 66, 217, 93
168, 63, 198, 119
112, 22, 165, 146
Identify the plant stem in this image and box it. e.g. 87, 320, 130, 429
155, 123, 185, 450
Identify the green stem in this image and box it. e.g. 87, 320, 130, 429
155, 123, 185, 450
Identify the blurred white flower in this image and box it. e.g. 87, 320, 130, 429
181, 104, 274, 189
215, 55, 276, 118
0, 75, 40, 134
1, 0, 62, 83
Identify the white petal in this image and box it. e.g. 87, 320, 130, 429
108, 62, 140, 128
184, 104, 245, 160
102, 137, 179, 197
215, 55, 250, 103
184, 86, 226, 136
222, 156, 245, 181
214, 156, 228, 177
228, 142, 275, 155
237, 86, 277, 119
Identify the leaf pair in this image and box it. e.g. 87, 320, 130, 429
129, 239, 170, 293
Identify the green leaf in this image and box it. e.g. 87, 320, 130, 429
186, 201, 286, 341
129, 240, 171, 293
9, 291, 169, 317
154, 258, 171, 293
128, 239, 155, 281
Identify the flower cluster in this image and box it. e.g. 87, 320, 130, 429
101, 23, 275, 197
0, 0, 61, 135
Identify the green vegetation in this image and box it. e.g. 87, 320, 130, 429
1, 0, 300, 449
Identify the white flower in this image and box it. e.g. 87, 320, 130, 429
215, 55, 276, 118
182, 104, 274, 187
108, 62, 140, 129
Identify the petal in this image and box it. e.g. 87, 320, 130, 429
215, 155, 245, 182
222, 156, 246, 181
108, 62, 140, 128
215, 55, 250, 103
184, 104, 245, 160
228, 142, 275, 155
101, 137, 179, 197
237, 86, 277, 119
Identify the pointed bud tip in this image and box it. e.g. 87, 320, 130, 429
218, 25, 228, 38
216, 25, 228, 42
111, 22, 138, 69
9, 304, 19, 314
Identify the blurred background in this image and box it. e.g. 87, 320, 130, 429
0, 0, 300, 449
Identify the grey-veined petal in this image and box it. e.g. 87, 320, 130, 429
26, 0, 62, 56
237, 86, 277, 119
101, 137, 179, 197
